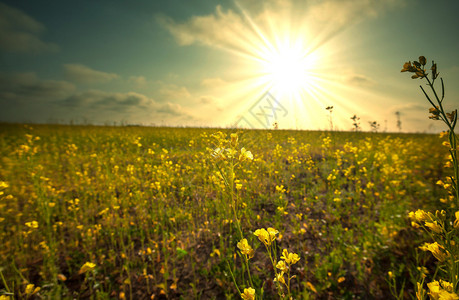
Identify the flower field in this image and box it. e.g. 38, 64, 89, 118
0, 124, 452, 299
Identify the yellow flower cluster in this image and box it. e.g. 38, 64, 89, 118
280, 249, 300, 265
419, 242, 449, 262
253, 228, 278, 247
237, 238, 254, 259
240, 287, 255, 300
427, 280, 459, 300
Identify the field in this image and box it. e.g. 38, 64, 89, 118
0, 123, 450, 299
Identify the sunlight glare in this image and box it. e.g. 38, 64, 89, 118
260, 42, 318, 96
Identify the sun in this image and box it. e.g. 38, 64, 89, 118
260, 42, 318, 96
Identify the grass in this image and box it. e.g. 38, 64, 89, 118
0, 123, 450, 299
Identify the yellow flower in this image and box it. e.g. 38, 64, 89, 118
211, 147, 226, 160
428, 281, 441, 299
241, 287, 255, 300
239, 147, 253, 162
79, 262, 96, 274
267, 227, 278, 240
24, 283, 40, 295
276, 260, 288, 272
414, 209, 430, 222
280, 249, 300, 265
401, 61, 416, 72
440, 280, 454, 293
438, 290, 459, 300
274, 272, 286, 285
429, 106, 441, 120
237, 239, 254, 259
25, 221, 39, 229
428, 280, 459, 300
419, 242, 448, 262
425, 221, 442, 234
254, 228, 277, 246
454, 211, 459, 229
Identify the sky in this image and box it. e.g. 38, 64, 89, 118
0, 0, 458, 132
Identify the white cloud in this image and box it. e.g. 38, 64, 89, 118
63, 64, 119, 84
0, 2, 59, 53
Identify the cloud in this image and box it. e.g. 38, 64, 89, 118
156, 82, 191, 103
62, 90, 192, 117
63, 64, 119, 84
345, 74, 375, 87
158, 0, 404, 54
0, 2, 59, 53
0, 71, 75, 102
128, 75, 147, 88
388, 103, 427, 114
157, 102, 184, 116
59, 90, 196, 125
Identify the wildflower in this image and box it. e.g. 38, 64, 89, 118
419, 242, 448, 262
401, 61, 416, 73
337, 277, 345, 283
226, 148, 237, 158
241, 287, 255, 300
409, 209, 430, 222
211, 147, 226, 160
446, 111, 456, 123
237, 239, 254, 259
439, 131, 449, 138
454, 211, 459, 229
25, 221, 38, 229
401, 60, 426, 79
424, 221, 442, 234
429, 106, 441, 120
25, 283, 40, 295
239, 147, 253, 162
276, 260, 288, 272
254, 228, 278, 246
280, 249, 300, 265
79, 262, 96, 274
274, 272, 286, 285
427, 280, 459, 300
428, 281, 441, 299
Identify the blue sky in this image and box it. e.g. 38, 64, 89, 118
1, 0, 458, 132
